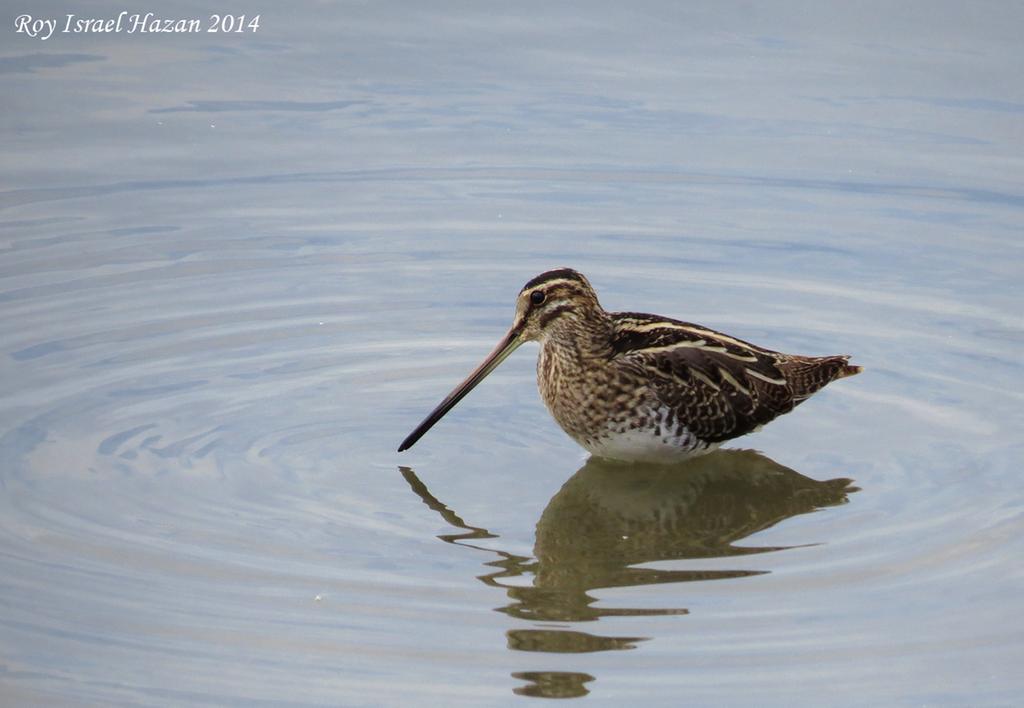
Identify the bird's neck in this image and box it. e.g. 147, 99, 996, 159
541, 306, 614, 361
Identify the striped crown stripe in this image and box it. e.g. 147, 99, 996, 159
523, 268, 589, 291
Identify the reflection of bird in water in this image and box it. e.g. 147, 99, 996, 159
401, 448, 857, 687
510, 670, 595, 700
399, 268, 860, 462
518, 450, 855, 625
539, 449, 855, 566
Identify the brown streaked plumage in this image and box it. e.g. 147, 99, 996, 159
398, 268, 861, 462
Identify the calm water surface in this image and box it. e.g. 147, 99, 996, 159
2, 2, 1023, 705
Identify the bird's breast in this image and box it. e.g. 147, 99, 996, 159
536, 344, 716, 462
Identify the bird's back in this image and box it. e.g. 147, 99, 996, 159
607, 312, 861, 446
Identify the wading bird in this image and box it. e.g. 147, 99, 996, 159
398, 268, 860, 463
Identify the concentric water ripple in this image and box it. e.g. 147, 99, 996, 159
7, 0, 1024, 700
2, 163, 1023, 704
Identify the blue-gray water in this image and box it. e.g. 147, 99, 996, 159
2, 2, 1022, 705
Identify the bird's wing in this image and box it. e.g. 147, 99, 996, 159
609, 313, 798, 442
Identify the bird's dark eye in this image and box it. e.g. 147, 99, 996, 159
530, 290, 546, 306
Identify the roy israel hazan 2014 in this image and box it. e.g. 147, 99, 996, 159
14, 13, 261, 40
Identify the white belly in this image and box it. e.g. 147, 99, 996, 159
580, 426, 720, 464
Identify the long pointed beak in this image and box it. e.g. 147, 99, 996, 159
398, 325, 524, 452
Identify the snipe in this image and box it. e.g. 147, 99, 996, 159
398, 268, 861, 462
